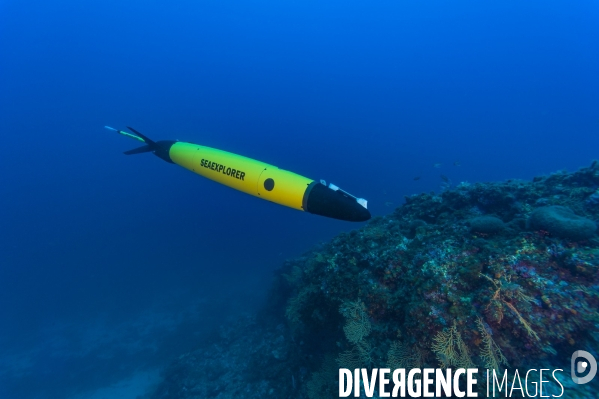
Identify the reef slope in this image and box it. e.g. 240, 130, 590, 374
151, 163, 599, 398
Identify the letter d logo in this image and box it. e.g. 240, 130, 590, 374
571, 350, 597, 384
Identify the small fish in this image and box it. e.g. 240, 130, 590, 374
440, 174, 449, 183
385, 201, 394, 207
413, 176, 421, 181
453, 161, 461, 166
433, 163, 442, 168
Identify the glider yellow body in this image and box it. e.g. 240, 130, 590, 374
170, 142, 312, 211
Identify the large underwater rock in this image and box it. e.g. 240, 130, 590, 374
151, 163, 599, 399
468, 215, 505, 235
529, 205, 597, 241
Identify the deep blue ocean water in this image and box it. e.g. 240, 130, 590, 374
1, 1, 598, 398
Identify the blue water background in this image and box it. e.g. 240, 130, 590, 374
1, 0, 598, 398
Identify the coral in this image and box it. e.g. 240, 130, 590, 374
431, 321, 475, 369
336, 340, 374, 369
476, 317, 508, 371
504, 301, 539, 341
479, 273, 539, 341
529, 205, 597, 241
340, 300, 372, 344
307, 356, 337, 399
336, 300, 374, 369
387, 341, 423, 370
285, 284, 318, 328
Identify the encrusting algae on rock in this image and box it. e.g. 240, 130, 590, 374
150, 162, 599, 399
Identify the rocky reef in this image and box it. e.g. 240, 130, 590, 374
150, 162, 599, 399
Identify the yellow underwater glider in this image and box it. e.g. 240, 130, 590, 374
106, 126, 371, 222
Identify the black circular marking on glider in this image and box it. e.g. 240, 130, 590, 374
264, 178, 275, 191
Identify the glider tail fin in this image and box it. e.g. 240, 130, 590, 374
105, 126, 157, 155
105, 125, 175, 163
123, 145, 153, 155
125, 126, 155, 146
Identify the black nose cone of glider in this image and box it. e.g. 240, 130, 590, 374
304, 183, 371, 222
